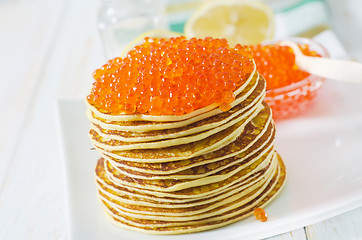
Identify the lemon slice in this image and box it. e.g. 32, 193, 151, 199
121, 30, 183, 57
184, 0, 275, 46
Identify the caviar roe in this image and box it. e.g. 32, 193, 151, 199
251, 43, 321, 90
254, 207, 268, 222
87, 36, 254, 115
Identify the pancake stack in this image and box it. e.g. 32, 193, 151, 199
86, 37, 286, 234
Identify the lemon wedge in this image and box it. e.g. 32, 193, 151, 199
184, 0, 275, 46
121, 30, 183, 57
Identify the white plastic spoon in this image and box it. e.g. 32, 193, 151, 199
279, 40, 362, 83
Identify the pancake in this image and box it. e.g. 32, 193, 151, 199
104, 147, 274, 192
88, 73, 264, 152
96, 162, 268, 204
108, 133, 275, 180
93, 100, 271, 163
89, 103, 262, 151
86, 68, 257, 123
97, 154, 286, 234
86, 37, 286, 234
96, 166, 269, 208
98, 160, 276, 218
102, 113, 275, 176
89, 83, 263, 143
86, 71, 262, 134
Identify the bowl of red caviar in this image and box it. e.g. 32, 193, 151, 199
251, 37, 329, 120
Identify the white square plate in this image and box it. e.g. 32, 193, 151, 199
56, 30, 362, 240
56, 77, 362, 240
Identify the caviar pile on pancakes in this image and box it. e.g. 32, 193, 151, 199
86, 36, 286, 234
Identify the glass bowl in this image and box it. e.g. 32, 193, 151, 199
262, 37, 329, 120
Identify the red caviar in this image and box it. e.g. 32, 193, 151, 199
251, 43, 320, 90
87, 36, 254, 115
254, 207, 268, 222
251, 43, 323, 119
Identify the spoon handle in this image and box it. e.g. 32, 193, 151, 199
279, 40, 362, 83
298, 56, 362, 83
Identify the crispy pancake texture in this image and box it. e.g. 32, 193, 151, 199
87, 71, 286, 234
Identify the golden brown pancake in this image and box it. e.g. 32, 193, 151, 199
95, 155, 285, 234
88, 66, 286, 234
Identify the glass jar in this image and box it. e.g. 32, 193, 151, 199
98, 0, 167, 59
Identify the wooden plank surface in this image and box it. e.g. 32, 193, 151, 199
306, 207, 362, 240
0, 0, 68, 239
0, 0, 361, 239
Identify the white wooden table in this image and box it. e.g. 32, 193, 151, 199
1, 0, 361, 239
